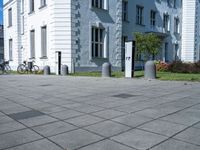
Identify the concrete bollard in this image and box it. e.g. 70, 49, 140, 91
62, 65, 69, 76
102, 62, 111, 77
43, 66, 51, 75
144, 60, 156, 79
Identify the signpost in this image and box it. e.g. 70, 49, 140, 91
125, 41, 135, 78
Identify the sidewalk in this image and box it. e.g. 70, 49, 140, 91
0, 75, 200, 150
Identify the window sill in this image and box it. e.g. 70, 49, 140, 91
91, 57, 108, 61
90, 7, 108, 12
39, 5, 47, 10
28, 11, 35, 16
7, 25, 12, 28
123, 20, 129, 23
29, 57, 35, 60
135, 23, 145, 27
40, 56, 48, 60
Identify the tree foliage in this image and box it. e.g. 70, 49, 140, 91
135, 32, 162, 60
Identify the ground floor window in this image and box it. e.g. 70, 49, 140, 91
41, 26, 47, 58
9, 39, 13, 60
30, 29, 35, 58
91, 27, 104, 58
164, 42, 168, 62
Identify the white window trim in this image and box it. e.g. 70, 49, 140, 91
89, 23, 108, 60
90, 0, 108, 10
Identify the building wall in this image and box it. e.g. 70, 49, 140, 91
3, 0, 199, 72
123, 0, 182, 63
74, 0, 122, 71
3, 0, 73, 72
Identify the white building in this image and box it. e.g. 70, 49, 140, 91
3, 0, 200, 72
3, 0, 76, 72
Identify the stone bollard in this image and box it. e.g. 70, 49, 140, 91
62, 65, 69, 76
102, 62, 111, 77
144, 60, 156, 79
43, 66, 51, 75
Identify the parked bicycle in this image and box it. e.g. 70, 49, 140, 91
17, 60, 40, 74
0, 60, 11, 75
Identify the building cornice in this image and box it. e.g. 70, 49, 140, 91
3, 0, 14, 8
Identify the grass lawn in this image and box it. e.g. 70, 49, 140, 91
70, 71, 200, 82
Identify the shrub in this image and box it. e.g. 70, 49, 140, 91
168, 61, 200, 73
155, 61, 169, 72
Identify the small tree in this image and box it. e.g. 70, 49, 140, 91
135, 32, 162, 60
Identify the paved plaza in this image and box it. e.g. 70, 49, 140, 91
0, 75, 200, 150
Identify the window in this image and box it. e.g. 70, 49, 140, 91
164, 43, 168, 62
150, 10, 156, 28
122, 1, 128, 21
174, 17, 179, 33
40, 0, 46, 7
29, 0, 35, 13
163, 14, 170, 32
41, 26, 47, 58
174, 44, 179, 60
8, 8, 12, 27
136, 6, 144, 25
21, 0, 24, 13
173, 0, 176, 8
30, 30, 35, 58
91, 27, 104, 58
9, 39, 13, 60
21, 16, 24, 34
92, 0, 104, 9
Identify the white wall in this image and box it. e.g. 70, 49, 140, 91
181, 0, 196, 62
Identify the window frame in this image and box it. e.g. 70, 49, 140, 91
41, 26, 47, 58
91, 26, 104, 58
150, 10, 156, 28
30, 29, 35, 59
9, 39, 13, 61
8, 8, 12, 27
122, 1, 128, 22
163, 14, 170, 32
174, 17, 180, 34
136, 5, 144, 25
29, 0, 35, 14
39, 0, 47, 9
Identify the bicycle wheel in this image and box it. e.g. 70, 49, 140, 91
5, 65, 11, 74
17, 64, 26, 74
0, 65, 3, 75
32, 65, 40, 74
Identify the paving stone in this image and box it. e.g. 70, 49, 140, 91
65, 114, 104, 127
78, 139, 136, 150
19, 115, 58, 127
32, 121, 77, 137
92, 109, 126, 119
72, 104, 105, 113
6, 139, 63, 150
0, 121, 26, 135
0, 115, 14, 124
161, 113, 200, 126
174, 127, 200, 146
138, 119, 187, 137
37, 106, 67, 114
50, 129, 103, 150
0, 129, 43, 149
151, 139, 200, 150
112, 114, 152, 127
8, 110, 45, 120
84, 120, 131, 137
111, 129, 167, 150
50, 110, 83, 120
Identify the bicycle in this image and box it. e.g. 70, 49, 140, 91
0, 60, 11, 75
17, 60, 40, 74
